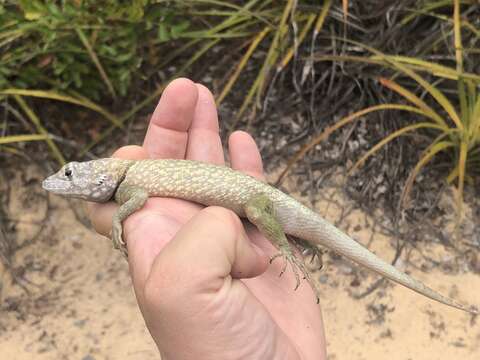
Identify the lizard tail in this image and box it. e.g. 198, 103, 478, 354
285, 208, 477, 314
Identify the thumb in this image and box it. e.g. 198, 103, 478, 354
145, 206, 269, 300
141, 207, 296, 360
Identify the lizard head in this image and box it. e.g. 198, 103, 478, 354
42, 159, 126, 202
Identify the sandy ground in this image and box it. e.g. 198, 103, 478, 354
0, 167, 479, 360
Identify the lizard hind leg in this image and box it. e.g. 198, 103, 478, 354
244, 194, 321, 303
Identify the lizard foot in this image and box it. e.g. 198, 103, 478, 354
290, 236, 325, 271
111, 221, 128, 258
270, 247, 321, 304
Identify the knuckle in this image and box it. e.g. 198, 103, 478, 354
201, 206, 242, 231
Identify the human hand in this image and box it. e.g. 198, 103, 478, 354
88, 78, 327, 360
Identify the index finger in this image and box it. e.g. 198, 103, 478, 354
143, 78, 198, 159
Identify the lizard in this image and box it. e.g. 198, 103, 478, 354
42, 158, 478, 314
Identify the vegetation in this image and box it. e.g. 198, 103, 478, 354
2, 1, 191, 98
1, 0, 479, 220
278, 0, 480, 218
1, 0, 328, 160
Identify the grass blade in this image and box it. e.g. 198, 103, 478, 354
78, 38, 221, 157
313, 0, 332, 37
277, 13, 316, 72
379, 78, 447, 127
0, 133, 50, 144
256, 0, 295, 100
457, 140, 468, 218
314, 54, 480, 82
469, 95, 480, 141
331, 38, 464, 131
181, 0, 271, 26
381, 59, 463, 130
217, 27, 270, 105
75, 27, 117, 100
400, 139, 454, 208
276, 103, 426, 184
13, 95, 65, 165
0, 89, 122, 128
377, 55, 480, 82
349, 122, 448, 174
453, 0, 468, 125
401, 0, 474, 24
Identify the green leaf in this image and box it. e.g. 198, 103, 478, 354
19, 0, 46, 21
171, 21, 190, 38
46, 2, 61, 19
157, 24, 169, 42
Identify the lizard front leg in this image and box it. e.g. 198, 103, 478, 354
112, 184, 149, 257
244, 194, 321, 302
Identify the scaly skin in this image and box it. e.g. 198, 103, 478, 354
42, 158, 478, 314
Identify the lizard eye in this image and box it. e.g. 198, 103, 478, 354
64, 168, 72, 177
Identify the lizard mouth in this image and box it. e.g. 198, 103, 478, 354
42, 178, 71, 194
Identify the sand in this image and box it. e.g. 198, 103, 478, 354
0, 168, 478, 359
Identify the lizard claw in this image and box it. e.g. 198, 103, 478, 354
291, 236, 326, 272
270, 252, 289, 277
270, 247, 321, 303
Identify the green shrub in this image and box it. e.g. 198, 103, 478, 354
1, 0, 191, 100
